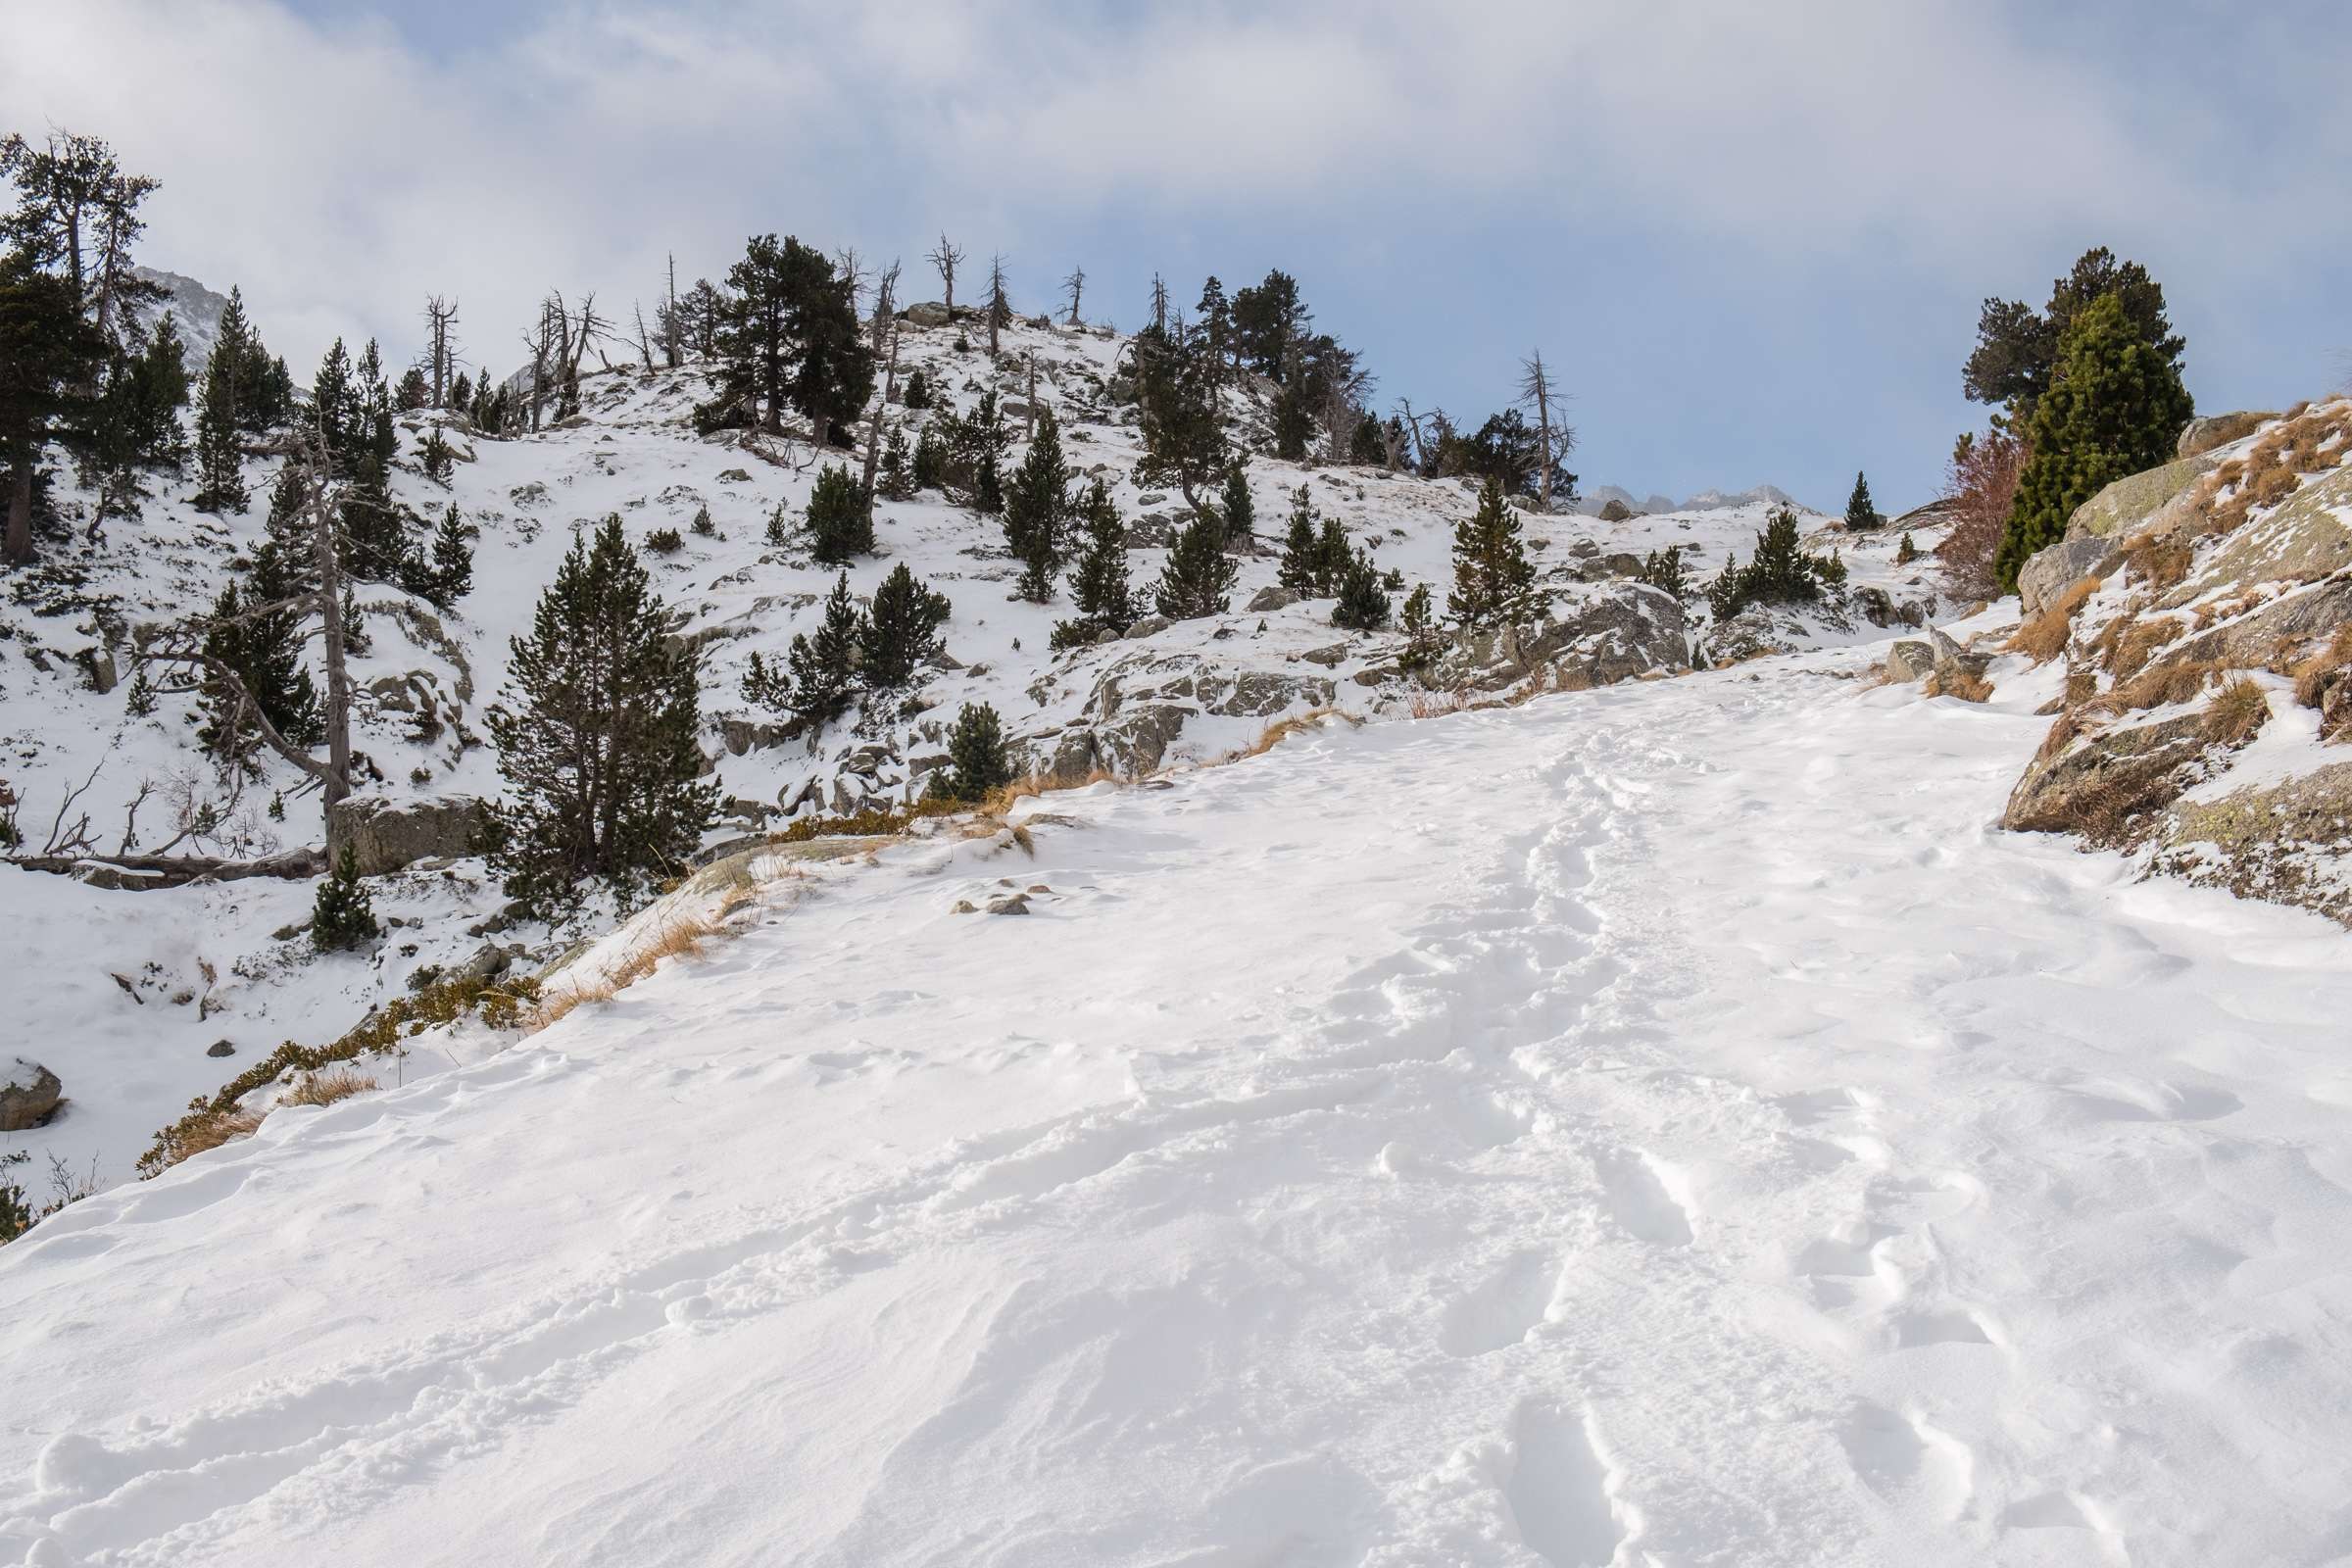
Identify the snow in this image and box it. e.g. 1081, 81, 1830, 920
7, 631, 2352, 1565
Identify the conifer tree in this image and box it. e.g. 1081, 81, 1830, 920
877, 424, 913, 500
191, 350, 247, 513
1634, 544, 1691, 604
424, 504, 472, 608
1707, 505, 1846, 618
1399, 582, 1439, 667
807, 464, 872, 564
912, 424, 949, 491
862, 563, 952, 690
1278, 486, 1323, 594
1052, 478, 1137, 648
1314, 515, 1350, 590
929, 702, 1012, 802
1133, 321, 1229, 515
1994, 293, 2193, 590
778, 572, 865, 726
1843, 471, 1879, 530
198, 541, 321, 762
1219, 465, 1254, 547
310, 844, 379, 953
418, 426, 455, 482
1895, 532, 1918, 565
488, 515, 717, 912
903, 366, 932, 411
1271, 377, 1314, 462
1153, 511, 1240, 620
1004, 407, 1071, 600
1331, 547, 1392, 631
0, 250, 104, 564
705, 233, 874, 440
1447, 476, 1536, 626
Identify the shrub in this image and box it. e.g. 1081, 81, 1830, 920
645, 525, 686, 554
2204, 677, 2270, 746
1707, 506, 1845, 619
282, 1068, 378, 1109
807, 466, 872, 564
1634, 545, 1690, 604
903, 366, 932, 410
1895, 532, 1918, 564
1330, 548, 1392, 631
691, 505, 716, 536
928, 703, 1014, 803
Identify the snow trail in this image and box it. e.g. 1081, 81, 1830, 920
5, 648, 2351, 1566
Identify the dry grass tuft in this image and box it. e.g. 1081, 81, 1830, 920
2105, 617, 2182, 681
2096, 657, 2221, 714
2125, 535, 2194, 593
158, 1107, 265, 1164
526, 909, 728, 1034
2010, 576, 2101, 662
1923, 667, 1994, 704
2292, 625, 2352, 708
1235, 707, 1359, 760
282, 1068, 378, 1109
2202, 678, 2272, 747
2034, 711, 2082, 762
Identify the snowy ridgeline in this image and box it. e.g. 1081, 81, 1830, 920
4, 624, 2352, 1564
0, 304, 1951, 1192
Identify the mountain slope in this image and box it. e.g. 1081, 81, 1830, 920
6, 635, 2348, 1567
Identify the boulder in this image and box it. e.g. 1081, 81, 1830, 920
2018, 534, 2123, 618
1299, 643, 1350, 667
900, 301, 953, 328
1, 1058, 62, 1132
1123, 613, 1173, 640
1572, 552, 1643, 583
2064, 454, 2218, 542
207, 1040, 236, 1058
2152, 760, 2352, 928
1247, 586, 1299, 612
2002, 710, 2214, 839
1429, 583, 1688, 693
326, 793, 492, 877
1885, 641, 1936, 683
2177, 411, 2275, 461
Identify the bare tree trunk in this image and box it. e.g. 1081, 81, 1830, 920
1025, 353, 1037, 440
303, 439, 354, 813
859, 328, 901, 503
4, 463, 31, 566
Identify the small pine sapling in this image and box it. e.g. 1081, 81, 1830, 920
929, 702, 1013, 802
1331, 548, 1392, 631
311, 845, 380, 953
1153, 511, 1241, 620
807, 465, 873, 564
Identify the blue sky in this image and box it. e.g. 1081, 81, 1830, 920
8, 0, 2346, 509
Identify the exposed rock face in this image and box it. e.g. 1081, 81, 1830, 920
2002, 397, 2352, 927
1246, 586, 1299, 612
326, 793, 492, 877
1, 1058, 62, 1132
1428, 583, 1688, 693
1010, 651, 1342, 786
1885, 641, 1936, 683
900, 301, 953, 327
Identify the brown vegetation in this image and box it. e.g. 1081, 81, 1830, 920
2202, 678, 2272, 747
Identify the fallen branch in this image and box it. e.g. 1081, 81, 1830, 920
7, 847, 324, 889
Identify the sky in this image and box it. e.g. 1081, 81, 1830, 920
5, 0, 2346, 511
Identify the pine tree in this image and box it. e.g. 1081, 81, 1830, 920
1219, 465, 1254, 547
903, 366, 932, 411
1708, 505, 1845, 618
912, 425, 949, 491
449, 370, 472, 413
1634, 544, 1691, 604
424, 504, 472, 608
705, 233, 873, 439
198, 541, 321, 762
418, 426, 455, 482
777, 572, 864, 726
1314, 515, 1351, 592
1398, 583, 1439, 667
1895, 531, 1918, 565
488, 515, 717, 912
862, 563, 952, 690
1153, 511, 1240, 620
1994, 292, 2193, 590
1004, 408, 1072, 602
1843, 471, 1879, 530
1053, 478, 1137, 648
807, 464, 872, 564
1331, 547, 1391, 631
877, 424, 913, 500
122, 665, 157, 717
190, 350, 247, 514
1271, 378, 1314, 462
1446, 476, 1537, 626
929, 702, 1012, 802
310, 844, 379, 953
764, 501, 790, 547
1278, 486, 1322, 594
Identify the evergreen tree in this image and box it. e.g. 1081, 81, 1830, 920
1634, 544, 1691, 604
780, 571, 864, 726
1278, 485, 1323, 595
929, 702, 1012, 802
1004, 407, 1071, 600
198, 541, 321, 761
312, 338, 362, 468
1398, 582, 1439, 667
1965, 246, 2184, 424
862, 563, 952, 690
424, 504, 472, 608
912, 424, 949, 491
395, 366, 430, 411
1446, 476, 1537, 626
1271, 377, 1314, 462
1895, 532, 1918, 565
806, 464, 872, 564
1331, 547, 1391, 631
902, 366, 932, 411
1843, 471, 1879, 530
310, 844, 379, 953
190, 346, 247, 513
877, 423, 913, 500
1219, 465, 1254, 547
1133, 320, 1230, 515
1153, 511, 1240, 620
1314, 515, 1351, 591
418, 426, 455, 482
1707, 505, 1847, 618
1052, 478, 1137, 649
449, 370, 472, 413
1994, 293, 2193, 590
1195, 275, 1233, 379
489, 515, 717, 912
0, 251, 103, 564
705, 233, 874, 441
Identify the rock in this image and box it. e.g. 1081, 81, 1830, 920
1124, 613, 1173, 640
2177, 410, 2275, 461
952, 900, 978, 914
985, 893, 1031, 915
78, 645, 119, 695
715, 467, 753, 483
1247, 586, 1299, 612
454, 943, 516, 983
0, 1058, 62, 1131
900, 301, 952, 327
1299, 642, 1349, 667
1572, 552, 1642, 583
2017, 534, 2123, 618
2002, 710, 2214, 839
207, 1040, 236, 1058
1853, 587, 1898, 628
1137, 492, 1168, 506
1094, 626, 1119, 646
326, 793, 492, 877
2064, 454, 2218, 542
1885, 641, 1936, 682
1352, 663, 1401, 687
1428, 583, 1690, 694
2153, 760, 2352, 928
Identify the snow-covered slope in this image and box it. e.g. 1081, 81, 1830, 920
5, 629, 2349, 1566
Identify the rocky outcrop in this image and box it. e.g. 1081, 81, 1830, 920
326, 793, 492, 876
1428, 583, 1688, 693
2002, 710, 2220, 839
2151, 762, 2352, 926
2178, 411, 2275, 461
2, 1058, 62, 1131
899, 301, 953, 328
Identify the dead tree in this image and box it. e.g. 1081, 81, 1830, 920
927, 234, 965, 316
1149, 273, 1169, 334
1024, 352, 1038, 439
1324, 364, 1376, 466
985, 254, 1011, 356
870, 259, 901, 356
631, 302, 657, 372
1060, 266, 1085, 326
859, 326, 903, 503
1518, 349, 1575, 513
661, 254, 683, 368
421, 296, 461, 407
